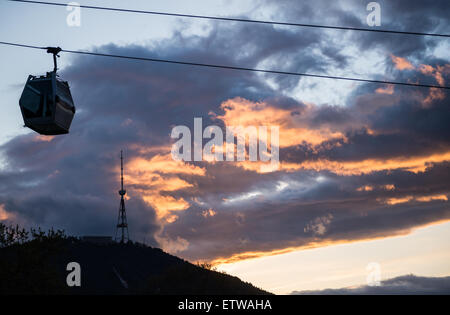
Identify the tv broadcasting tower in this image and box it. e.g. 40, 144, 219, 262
115, 150, 129, 243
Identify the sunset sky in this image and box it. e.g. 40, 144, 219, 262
0, 0, 449, 293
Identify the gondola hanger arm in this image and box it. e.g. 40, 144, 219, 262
46, 46, 62, 73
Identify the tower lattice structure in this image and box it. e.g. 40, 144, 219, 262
115, 150, 129, 243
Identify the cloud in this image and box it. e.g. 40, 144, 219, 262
391, 55, 415, 71
125, 152, 206, 222
0, 204, 14, 221
304, 214, 333, 236
216, 98, 346, 148
375, 84, 394, 95
291, 274, 450, 295
201, 208, 216, 218
382, 194, 448, 205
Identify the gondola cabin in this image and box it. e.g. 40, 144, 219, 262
19, 71, 75, 135
18, 47, 75, 135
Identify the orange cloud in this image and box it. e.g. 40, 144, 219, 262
357, 185, 374, 192
216, 98, 346, 148
124, 153, 205, 222
0, 204, 14, 221
376, 84, 395, 95
387, 56, 447, 107
424, 87, 445, 106
299, 152, 450, 175
201, 208, 216, 218
237, 151, 450, 175
419, 64, 446, 86
415, 194, 448, 202
357, 184, 394, 192
380, 194, 448, 205
123, 150, 200, 254
416, 63, 448, 106
391, 55, 414, 70
419, 64, 435, 76
384, 196, 414, 205
33, 135, 55, 142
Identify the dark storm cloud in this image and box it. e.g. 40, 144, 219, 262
291, 274, 450, 295
269, 0, 450, 51
0, 1, 449, 262
164, 162, 450, 260
353, 0, 450, 57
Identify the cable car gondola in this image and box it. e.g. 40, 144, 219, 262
19, 47, 75, 135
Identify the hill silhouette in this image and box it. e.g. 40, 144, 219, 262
0, 224, 270, 295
